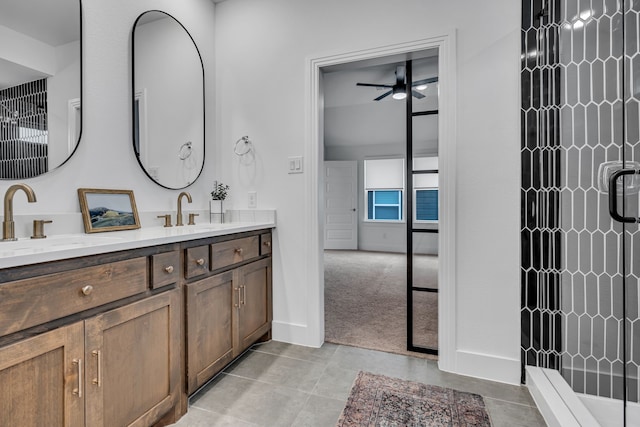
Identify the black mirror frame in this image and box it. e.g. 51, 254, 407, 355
131, 10, 205, 190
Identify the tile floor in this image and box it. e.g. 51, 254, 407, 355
171, 341, 547, 427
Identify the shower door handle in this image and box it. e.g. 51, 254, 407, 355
608, 168, 640, 223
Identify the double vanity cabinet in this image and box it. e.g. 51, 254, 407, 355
0, 226, 273, 427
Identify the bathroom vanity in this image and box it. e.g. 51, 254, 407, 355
0, 222, 274, 427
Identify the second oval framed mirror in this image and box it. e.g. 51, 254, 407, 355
132, 10, 204, 189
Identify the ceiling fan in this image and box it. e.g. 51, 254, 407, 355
356, 65, 439, 101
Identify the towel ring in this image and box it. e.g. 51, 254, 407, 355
178, 141, 193, 160
234, 136, 253, 156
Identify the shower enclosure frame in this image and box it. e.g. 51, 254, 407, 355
521, 0, 640, 425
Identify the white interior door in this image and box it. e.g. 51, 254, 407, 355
324, 161, 357, 250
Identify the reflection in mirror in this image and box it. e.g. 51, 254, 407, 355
132, 11, 204, 189
0, 0, 81, 179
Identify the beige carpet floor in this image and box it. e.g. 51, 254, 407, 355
324, 250, 438, 360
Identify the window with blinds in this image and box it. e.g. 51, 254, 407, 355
416, 189, 438, 221
413, 156, 439, 223
367, 190, 403, 220
364, 158, 404, 221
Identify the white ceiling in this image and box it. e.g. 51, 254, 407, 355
0, 0, 80, 46
323, 58, 439, 108
0, 58, 47, 89
323, 55, 439, 149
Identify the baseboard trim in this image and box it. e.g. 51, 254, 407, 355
452, 350, 521, 385
359, 243, 407, 253
271, 320, 322, 348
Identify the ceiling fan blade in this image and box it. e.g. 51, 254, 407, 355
357, 83, 394, 88
412, 77, 439, 86
412, 90, 425, 99
374, 91, 392, 101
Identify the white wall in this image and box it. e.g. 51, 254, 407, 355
216, 0, 521, 384
0, 24, 56, 78
48, 40, 81, 168
0, 0, 217, 231
0, 0, 522, 386
324, 146, 439, 255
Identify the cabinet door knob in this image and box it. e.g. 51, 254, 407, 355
81, 285, 93, 296
164, 265, 174, 274
234, 248, 243, 254
196, 258, 205, 266
263, 241, 271, 247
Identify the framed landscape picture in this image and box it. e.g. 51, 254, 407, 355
78, 188, 141, 233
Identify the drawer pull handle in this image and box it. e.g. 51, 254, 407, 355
72, 358, 82, 398
164, 265, 174, 274
234, 248, 243, 255
81, 285, 93, 296
263, 241, 271, 247
92, 350, 102, 387
196, 258, 205, 266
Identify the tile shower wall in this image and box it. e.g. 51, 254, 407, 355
521, 0, 563, 378
521, 0, 640, 402
0, 79, 48, 179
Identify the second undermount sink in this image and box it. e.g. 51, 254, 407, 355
185, 223, 237, 231
162, 223, 238, 236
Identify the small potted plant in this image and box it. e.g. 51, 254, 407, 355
210, 181, 229, 223
211, 181, 229, 201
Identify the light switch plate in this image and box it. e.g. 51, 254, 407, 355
288, 156, 303, 174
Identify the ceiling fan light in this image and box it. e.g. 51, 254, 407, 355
392, 87, 406, 100
416, 84, 428, 91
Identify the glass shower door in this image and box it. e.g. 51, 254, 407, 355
560, 0, 639, 423
523, 0, 639, 424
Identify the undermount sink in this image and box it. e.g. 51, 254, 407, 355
0, 234, 124, 256
185, 223, 237, 230
161, 223, 238, 236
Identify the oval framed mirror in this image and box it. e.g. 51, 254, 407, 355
0, 0, 82, 179
132, 10, 204, 189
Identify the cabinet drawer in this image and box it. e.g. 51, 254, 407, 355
210, 236, 259, 271
260, 233, 272, 256
151, 251, 180, 289
0, 257, 147, 337
185, 245, 209, 278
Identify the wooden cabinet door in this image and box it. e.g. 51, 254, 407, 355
185, 270, 235, 394
234, 258, 272, 355
84, 290, 180, 427
0, 322, 84, 427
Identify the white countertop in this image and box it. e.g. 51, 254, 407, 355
0, 221, 275, 269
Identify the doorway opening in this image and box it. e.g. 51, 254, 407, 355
321, 51, 440, 358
